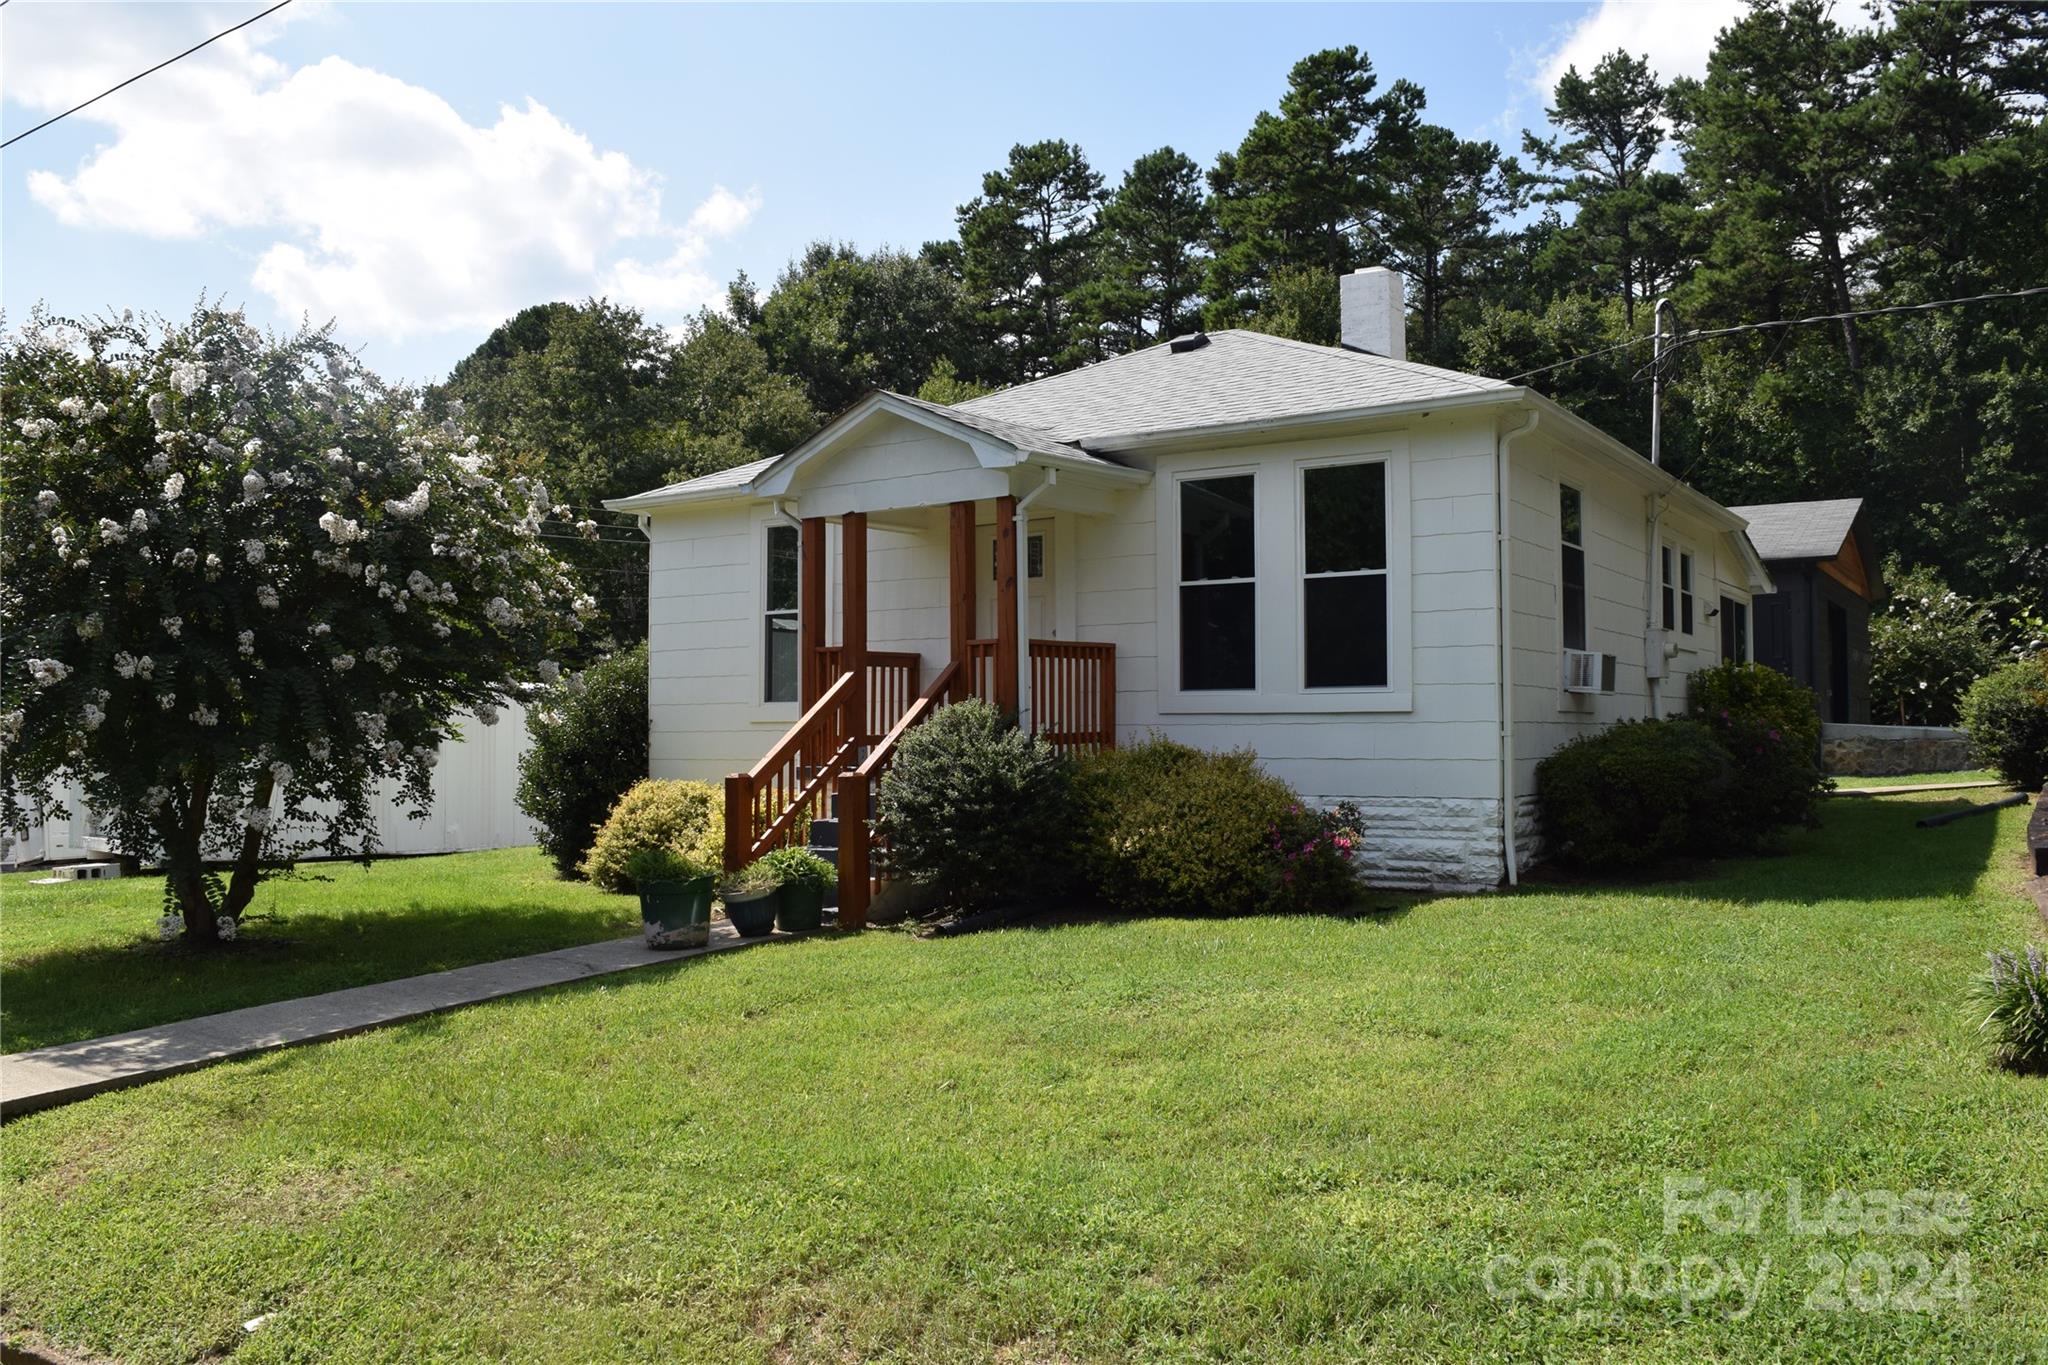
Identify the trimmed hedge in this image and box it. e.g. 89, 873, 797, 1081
872, 699, 1073, 911
581, 779, 724, 894
1536, 717, 1736, 870
1072, 736, 1361, 916
1961, 656, 2048, 792
1686, 660, 1829, 847
516, 643, 648, 877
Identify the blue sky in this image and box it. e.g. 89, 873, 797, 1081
2, 1, 1741, 383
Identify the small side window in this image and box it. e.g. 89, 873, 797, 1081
1560, 486, 1586, 652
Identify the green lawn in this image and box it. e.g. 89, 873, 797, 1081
2, 847, 634, 1053
1830, 768, 2004, 788
4, 792, 2044, 1363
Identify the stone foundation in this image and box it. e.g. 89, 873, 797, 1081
1313, 794, 1506, 892
1820, 722, 1973, 777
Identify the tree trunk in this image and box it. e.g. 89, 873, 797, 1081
221, 773, 275, 918
164, 773, 220, 946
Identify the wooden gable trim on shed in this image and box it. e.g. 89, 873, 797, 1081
1816, 525, 1876, 601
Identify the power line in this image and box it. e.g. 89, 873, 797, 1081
1501, 284, 2048, 385
1, 0, 295, 150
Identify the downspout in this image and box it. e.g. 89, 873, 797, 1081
1495, 406, 1540, 888
1645, 297, 1675, 720
1013, 469, 1057, 731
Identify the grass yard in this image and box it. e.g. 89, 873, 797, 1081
1, 847, 634, 1053
4, 791, 2045, 1363
1831, 768, 2004, 788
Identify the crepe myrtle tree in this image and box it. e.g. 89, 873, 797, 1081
0, 306, 598, 946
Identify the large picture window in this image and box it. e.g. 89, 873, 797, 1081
763, 524, 799, 703
1560, 485, 1586, 651
1302, 461, 1388, 688
1178, 474, 1256, 691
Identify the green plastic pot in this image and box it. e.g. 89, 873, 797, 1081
777, 882, 827, 933
722, 885, 780, 938
639, 876, 713, 949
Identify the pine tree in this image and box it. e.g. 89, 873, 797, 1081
1380, 125, 1530, 361
1088, 147, 1213, 344
957, 140, 1105, 384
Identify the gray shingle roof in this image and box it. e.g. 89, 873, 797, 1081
956, 328, 1511, 445
1726, 498, 1863, 561
888, 392, 1106, 465
619, 455, 777, 504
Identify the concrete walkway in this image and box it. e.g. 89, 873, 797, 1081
1830, 780, 2003, 796
2, 922, 772, 1120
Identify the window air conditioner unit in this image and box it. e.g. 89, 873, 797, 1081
1563, 649, 1617, 694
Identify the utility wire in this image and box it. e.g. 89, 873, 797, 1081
1, 0, 294, 150
1501, 284, 2048, 385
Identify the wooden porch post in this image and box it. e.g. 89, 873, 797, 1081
798, 516, 826, 709
993, 495, 1019, 716
948, 501, 974, 701
842, 511, 868, 739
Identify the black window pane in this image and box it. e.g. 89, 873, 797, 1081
1305, 575, 1388, 688
1682, 592, 1694, 635
765, 615, 798, 703
1560, 486, 1582, 546
1180, 582, 1256, 690
1562, 544, 1587, 651
767, 526, 799, 612
1304, 463, 1386, 574
1181, 476, 1254, 581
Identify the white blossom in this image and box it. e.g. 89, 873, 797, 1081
243, 538, 266, 564
237, 630, 257, 658
76, 612, 103, 639
306, 737, 331, 763
142, 785, 170, 813
36, 489, 58, 514
537, 659, 561, 685
476, 703, 501, 727
169, 359, 205, 395
205, 553, 223, 580
485, 596, 515, 627
27, 658, 71, 688
97, 517, 126, 545
431, 621, 452, 639
20, 419, 57, 441
191, 703, 219, 726
80, 703, 105, 731
159, 693, 178, 711
332, 653, 357, 672
237, 805, 273, 832
161, 615, 183, 639
383, 739, 406, 763
256, 585, 279, 609
269, 761, 294, 789
215, 915, 239, 942
0, 710, 23, 745
174, 547, 198, 570
310, 622, 331, 637
242, 471, 267, 503
565, 671, 588, 697
129, 508, 150, 535
318, 511, 363, 544
356, 712, 388, 744
365, 646, 400, 672
148, 392, 169, 424
57, 396, 86, 419
383, 482, 430, 521
158, 913, 182, 942
162, 472, 185, 501
242, 438, 263, 458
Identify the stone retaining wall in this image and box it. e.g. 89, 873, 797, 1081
1821, 721, 1974, 777
1311, 794, 1506, 893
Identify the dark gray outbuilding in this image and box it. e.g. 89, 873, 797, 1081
1727, 498, 1880, 724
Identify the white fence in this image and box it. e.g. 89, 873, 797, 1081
2, 705, 538, 868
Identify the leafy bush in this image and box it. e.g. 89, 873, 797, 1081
1960, 655, 2048, 792
581, 779, 723, 893
517, 643, 649, 877
1535, 718, 1736, 871
760, 845, 835, 893
1870, 563, 2000, 726
1971, 944, 2048, 1073
623, 844, 714, 888
720, 859, 781, 897
1072, 737, 1359, 915
1687, 660, 1829, 846
872, 699, 1072, 911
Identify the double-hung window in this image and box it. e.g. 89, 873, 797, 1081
763, 524, 799, 704
1559, 485, 1587, 651
1720, 596, 1749, 663
1302, 461, 1389, 688
1178, 474, 1257, 691
1661, 547, 1695, 635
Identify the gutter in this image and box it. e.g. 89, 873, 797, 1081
1495, 406, 1540, 887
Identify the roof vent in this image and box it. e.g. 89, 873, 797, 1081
1167, 331, 1209, 353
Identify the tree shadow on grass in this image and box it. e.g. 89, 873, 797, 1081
1, 900, 636, 1054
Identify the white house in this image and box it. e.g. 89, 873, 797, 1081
608, 268, 1770, 919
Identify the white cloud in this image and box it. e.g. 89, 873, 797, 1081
7, 4, 753, 340
1533, 0, 1749, 99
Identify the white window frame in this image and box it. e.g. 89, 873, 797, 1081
1156, 433, 1412, 714
748, 508, 812, 726
1559, 482, 1588, 653
762, 521, 801, 706
1297, 453, 1395, 695
1169, 462, 1262, 696
1662, 539, 1699, 645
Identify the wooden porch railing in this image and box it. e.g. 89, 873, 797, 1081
817, 647, 921, 741
724, 670, 859, 873
965, 638, 1117, 755
837, 661, 963, 929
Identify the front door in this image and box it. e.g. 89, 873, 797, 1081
976, 517, 1055, 639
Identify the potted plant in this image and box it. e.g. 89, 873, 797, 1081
719, 859, 783, 938
762, 846, 835, 933
626, 845, 716, 950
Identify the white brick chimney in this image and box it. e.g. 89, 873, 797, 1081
1340, 266, 1406, 360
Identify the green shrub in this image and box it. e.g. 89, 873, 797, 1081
623, 845, 715, 888
720, 859, 781, 897
1971, 944, 2048, 1073
760, 845, 835, 893
1960, 655, 2048, 792
517, 643, 649, 877
1870, 563, 2000, 726
872, 699, 1073, 910
1686, 660, 1830, 846
1535, 718, 1736, 871
582, 779, 723, 893
1072, 737, 1359, 915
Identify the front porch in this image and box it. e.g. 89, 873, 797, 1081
724, 496, 1119, 929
